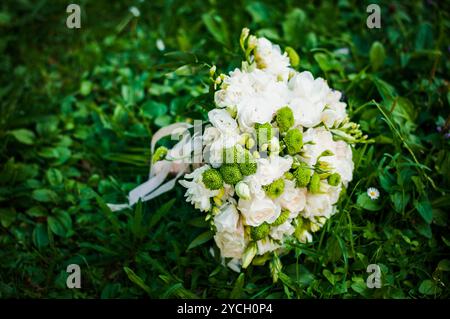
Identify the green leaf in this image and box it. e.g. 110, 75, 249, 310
123, 267, 151, 295
32, 189, 58, 203
141, 101, 167, 119
369, 41, 386, 71
437, 259, 450, 272
415, 23, 433, 50
32, 223, 49, 249
418, 279, 441, 295
230, 273, 245, 299
187, 230, 213, 251
282, 8, 307, 45
149, 198, 175, 229
9, 129, 35, 145
0, 208, 16, 227
414, 198, 433, 224
323, 269, 336, 285
46, 168, 63, 186
80, 81, 93, 96
201, 12, 229, 45
357, 192, 382, 211
48, 210, 72, 237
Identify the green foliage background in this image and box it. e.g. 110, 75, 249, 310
0, 0, 449, 298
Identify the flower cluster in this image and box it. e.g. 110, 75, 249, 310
173, 29, 362, 273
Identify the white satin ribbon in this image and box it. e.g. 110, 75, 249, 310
107, 122, 193, 212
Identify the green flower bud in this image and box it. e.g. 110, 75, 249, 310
276, 106, 294, 133
250, 222, 270, 241
308, 173, 321, 194
255, 122, 273, 145
293, 164, 311, 187
283, 128, 303, 155
219, 164, 243, 185
237, 149, 257, 176
235, 181, 251, 200
270, 252, 282, 283
242, 242, 257, 269
152, 146, 168, 164
264, 178, 285, 199
284, 172, 294, 180
271, 209, 290, 226
327, 172, 341, 186
202, 169, 223, 190
285, 46, 300, 67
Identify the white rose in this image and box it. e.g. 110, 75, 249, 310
276, 180, 306, 218
214, 203, 240, 233
302, 193, 334, 219
214, 223, 247, 259
238, 196, 281, 226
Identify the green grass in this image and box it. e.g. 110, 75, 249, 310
0, 0, 449, 298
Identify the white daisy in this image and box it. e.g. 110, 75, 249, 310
367, 187, 380, 200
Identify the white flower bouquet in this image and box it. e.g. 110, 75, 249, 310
112, 29, 367, 277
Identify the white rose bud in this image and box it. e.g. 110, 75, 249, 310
235, 181, 251, 200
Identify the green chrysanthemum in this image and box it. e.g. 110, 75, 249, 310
152, 146, 168, 164
276, 106, 294, 133
264, 178, 285, 199
202, 169, 223, 190
271, 209, 290, 226
250, 222, 270, 241
237, 149, 258, 176
255, 122, 273, 145
327, 172, 341, 186
293, 164, 311, 187
219, 164, 243, 185
284, 128, 303, 155
309, 173, 321, 194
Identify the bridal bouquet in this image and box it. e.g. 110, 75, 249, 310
128, 29, 366, 275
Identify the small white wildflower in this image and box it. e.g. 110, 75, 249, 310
129, 6, 140, 17
156, 39, 165, 51
367, 187, 380, 200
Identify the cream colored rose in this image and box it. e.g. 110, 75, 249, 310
302, 193, 334, 219
238, 196, 281, 227
214, 223, 246, 259
214, 203, 240, 232
276, 180, 306, 218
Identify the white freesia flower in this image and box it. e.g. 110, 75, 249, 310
238, 196, 281, 226
254, 37, 290, 81
256, 238, 281, 255
235, 181, 251, 200
179, 166, 218, 212
208, 108, 238, 133
254, 155, 293, 186
270, 220, 295, 241
302, 127, 354, 184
